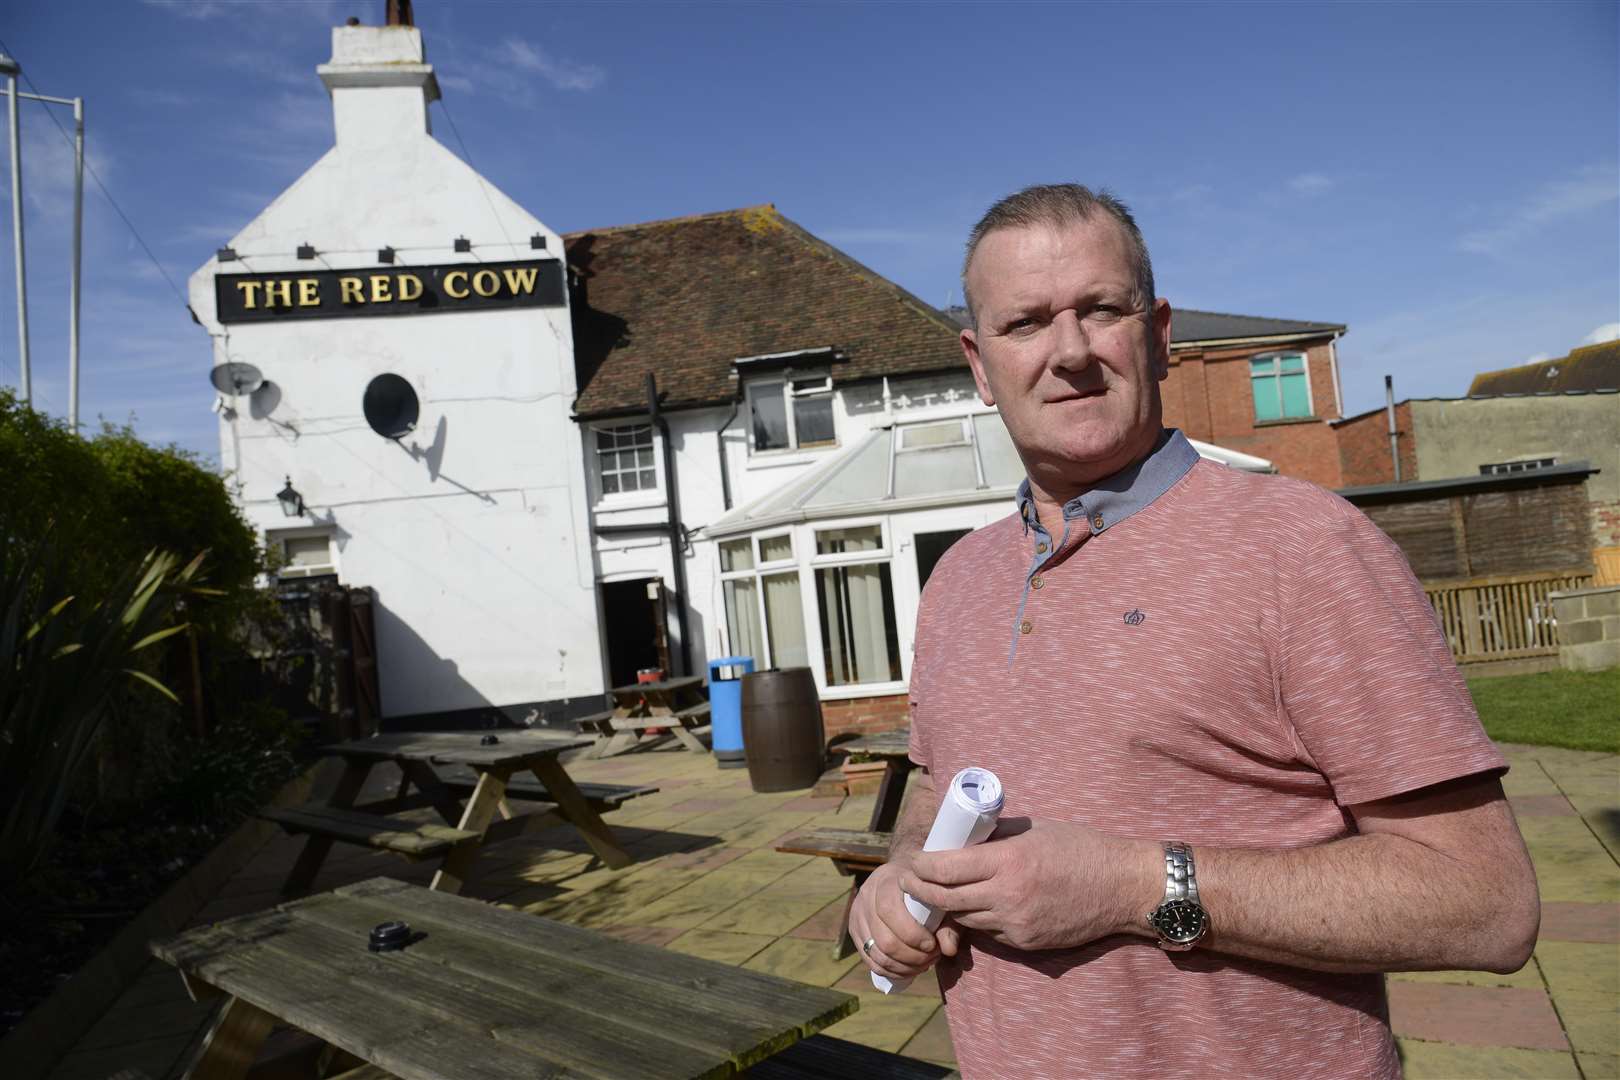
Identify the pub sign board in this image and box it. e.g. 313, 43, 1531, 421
215, 259, 566, 324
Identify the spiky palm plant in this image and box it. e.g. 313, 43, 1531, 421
0, 539, 210, 887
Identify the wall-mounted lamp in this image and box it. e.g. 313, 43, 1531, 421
276, 476, 307, 518
453, 236, 471, 253
296, 243, 316, 259
378, 246, 396, 264
217, 247, 239, 262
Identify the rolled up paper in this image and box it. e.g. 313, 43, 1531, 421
872, 766, 1003, 994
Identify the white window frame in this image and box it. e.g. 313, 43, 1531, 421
716, 529, 802, 669
805, 517, 905, 695
746, 368, 838, 457
590, 421, 663, 507
1249, 351, 1314, 422
268, 526, 338, 580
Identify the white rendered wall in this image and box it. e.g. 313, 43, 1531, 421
189, 25, 604, 721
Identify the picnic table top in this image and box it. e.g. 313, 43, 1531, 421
608, 675, 706, 697
841, 729, 912, 759
151, 877, 858, 1080
322, 730, 595, 769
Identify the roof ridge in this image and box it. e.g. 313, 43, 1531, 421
563, 204, 778, 239
1174, 307, 1345, 328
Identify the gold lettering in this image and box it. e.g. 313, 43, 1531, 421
297, 279, 320, 307
369, 275, 393, 303
472, 269, 500, 297
263, 279, 292, 308
339, 277, 365, 305
397, 274, 423, 302
444, 269, 469, 299
501, 266, 539, 295
235, 281, 261, 310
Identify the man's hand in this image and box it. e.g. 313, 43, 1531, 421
849, 858, 956, 981
897, 818, 1160, 952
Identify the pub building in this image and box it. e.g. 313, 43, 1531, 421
191, 10, 1280, 736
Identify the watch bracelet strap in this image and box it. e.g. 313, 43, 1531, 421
1163, 841, 1199, 905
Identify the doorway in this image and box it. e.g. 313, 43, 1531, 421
914, 529, 971, 590
600, 577, 671, 689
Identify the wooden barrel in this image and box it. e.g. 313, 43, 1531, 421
740, 667, 825, 792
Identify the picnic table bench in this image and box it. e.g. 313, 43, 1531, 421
578, 675, 713, 757
431, 765, 659, 815
260, 730, 633, 897
778, 728, 916, 957
151, 877, 860, 1080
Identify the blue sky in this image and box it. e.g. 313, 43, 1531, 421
2, 0, 1616, 461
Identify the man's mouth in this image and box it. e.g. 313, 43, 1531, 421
1047, 388, 1105, 403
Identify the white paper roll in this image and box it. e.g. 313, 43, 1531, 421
871, 767, 1003, 994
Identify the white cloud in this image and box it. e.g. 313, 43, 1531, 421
1459, 162, 1620, 255
141, 0, 228, 19
1581, 321, 1620, 346
438, 73, 475, 95
1524, 351, 1552, 364
1288, 173, 1334, 195
499, 39, 605, 92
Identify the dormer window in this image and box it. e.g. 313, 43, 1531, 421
749, 372, 836, 453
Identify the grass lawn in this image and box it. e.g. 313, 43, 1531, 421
1467, 666, 1620, 753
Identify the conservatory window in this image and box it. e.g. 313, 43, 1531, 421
718, 533, 808, 668
812, 524, 901, 686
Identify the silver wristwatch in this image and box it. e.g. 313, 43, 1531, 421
1147, 841, 1210, 951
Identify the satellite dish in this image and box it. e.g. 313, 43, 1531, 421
248, 380, 282, 420
363, 373, 420, 440
209, 361, 263, 396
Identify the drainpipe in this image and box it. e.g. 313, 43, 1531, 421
717, 391, 741, 512
1385, 375, 1402, 483
647, 373, 693, 675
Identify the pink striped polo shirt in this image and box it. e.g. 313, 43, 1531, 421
908, 433, 1505, 1080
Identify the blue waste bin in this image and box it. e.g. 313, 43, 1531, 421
707, 655, 755, 768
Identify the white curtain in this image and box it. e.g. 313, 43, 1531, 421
763, 571, 808, 668
818, 563, 898, 684
723, 579, 765, 665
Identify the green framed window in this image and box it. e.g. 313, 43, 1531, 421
1250, 353, 1311, 422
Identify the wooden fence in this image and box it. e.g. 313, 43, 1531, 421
1424, 571, 1594, 664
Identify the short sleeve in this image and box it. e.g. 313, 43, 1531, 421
907, 574, 939, 773
1277, 505, 1506, 806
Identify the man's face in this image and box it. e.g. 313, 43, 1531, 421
961, 217, 1172, 494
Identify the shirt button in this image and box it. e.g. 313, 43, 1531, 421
1031, 576, 1044, 590
1019, 620, 1033, 635
1035, 543, 1048, 554
1092, 515, 1105, 529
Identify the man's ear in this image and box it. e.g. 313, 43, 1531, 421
962, 328, 996, 406
1151, 298, 1173, 381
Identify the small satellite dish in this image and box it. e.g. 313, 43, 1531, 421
209, 361, 264, 396
363, 373, 420, 440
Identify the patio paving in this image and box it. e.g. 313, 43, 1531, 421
40, 738, 1619, 1079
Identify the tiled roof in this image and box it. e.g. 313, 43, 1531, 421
565, 206, 965, 417
1169, 309, 1344, 344
941, 304, 1342, 345
1468, 340, 1620, 396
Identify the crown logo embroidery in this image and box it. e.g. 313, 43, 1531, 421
1123, 609, 1146, 626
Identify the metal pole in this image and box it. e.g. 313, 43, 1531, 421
69, 97, 82, 429
1384, 375, 1402, 484
4, 65, 29, 405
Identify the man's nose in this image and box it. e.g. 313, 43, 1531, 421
1048, 309, 1092, 373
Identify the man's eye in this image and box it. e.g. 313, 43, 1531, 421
1006, 317, 1039, 333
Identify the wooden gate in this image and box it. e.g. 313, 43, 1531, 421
323, 585, 380, 739
1424, 570, 1594, 664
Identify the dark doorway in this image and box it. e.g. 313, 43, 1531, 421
915, 529, 971, 590
600, 578, 670, 689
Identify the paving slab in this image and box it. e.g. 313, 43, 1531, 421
743, 937, 863, 987
1554, 988, 1620, 1057
1579, 1052, 1620, 1078
1538, 901, 1620, 943
1397, 1039, 1583, 1079
823, 994, 943, 1053
1535, 939, 1619, 994
1387, 981, 1567, 1051
899, 1005, 956, 1067
665, 928, 775, 965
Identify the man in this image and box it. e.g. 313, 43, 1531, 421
849, 184, 1538, 1079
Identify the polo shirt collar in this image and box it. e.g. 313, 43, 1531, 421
1016, 428, 1200, 537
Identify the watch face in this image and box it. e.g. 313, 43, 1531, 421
1152, 899, 1208, 943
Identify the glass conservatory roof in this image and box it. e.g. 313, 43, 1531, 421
703, 413, 1272, 539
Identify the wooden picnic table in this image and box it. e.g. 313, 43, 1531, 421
267, 730, 632, 897
841, 729, 916, 833
582, 675, 712, 757
152, 876, 859, 1080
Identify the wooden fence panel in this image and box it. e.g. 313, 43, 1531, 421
1423, 571, 1593, 664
